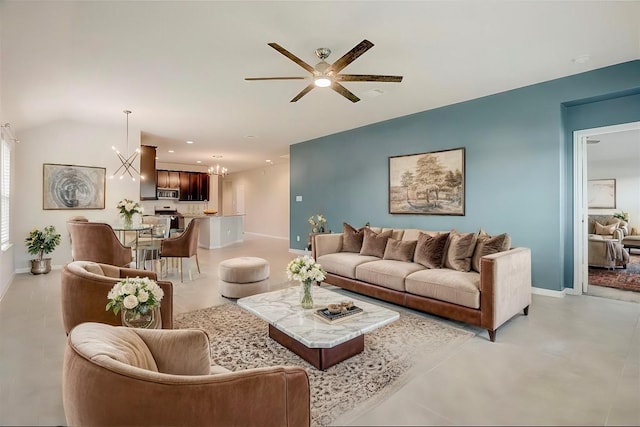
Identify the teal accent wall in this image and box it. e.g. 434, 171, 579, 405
290, 60, 640, 291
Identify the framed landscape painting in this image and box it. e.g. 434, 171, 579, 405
389, 147, 465, 215
43, 163, 106, 210
588, 179, 616, 209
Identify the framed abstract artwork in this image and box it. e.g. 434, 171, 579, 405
587, 179, 616, 209
43, 163, 106, 210
389, 147, 465, 215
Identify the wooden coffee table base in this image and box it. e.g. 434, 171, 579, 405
268, 324, 364, 370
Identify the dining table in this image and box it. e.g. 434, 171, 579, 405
109, 223, 153, 269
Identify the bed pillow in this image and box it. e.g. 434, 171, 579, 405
360, 228, 392, 258
383, 238, 417, 262
443, 230, 478, 272
414, 232, 449, 269
471, 229, 512, 273
341, 222, 366, 253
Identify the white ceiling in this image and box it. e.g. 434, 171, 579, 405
2, 1, 639, 173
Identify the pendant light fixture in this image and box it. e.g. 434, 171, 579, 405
110, 110, 141, 181
208, 155, 228, 177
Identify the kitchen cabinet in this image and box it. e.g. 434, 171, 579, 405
139, 145, 158, 200
157, 170, 180, 188
178, 171, 209, 201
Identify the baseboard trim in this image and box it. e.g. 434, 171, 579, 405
289, 248, 308, 256
531, 286, 567, 298
244, 231, 288, 240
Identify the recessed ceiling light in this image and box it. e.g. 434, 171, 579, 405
168, 150, 174, 153
245, 135, 256, 139
572, 54, 590, 64
196, 160, 202, 163
266, 159, 272, 163
186, 140, 194, 144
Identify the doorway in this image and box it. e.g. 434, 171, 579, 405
573, 121, 640, 295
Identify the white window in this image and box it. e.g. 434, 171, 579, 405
1, 137, 10, 248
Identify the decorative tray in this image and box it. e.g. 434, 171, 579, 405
314, 305, 363, 324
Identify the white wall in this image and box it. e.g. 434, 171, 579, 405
13, 120, 141, 271
225, 161, 289, 240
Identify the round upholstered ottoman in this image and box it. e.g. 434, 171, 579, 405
219, 257, 270, 298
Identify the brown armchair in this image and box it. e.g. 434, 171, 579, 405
60, 261, 173, 334
67, 221, 133, 267
160, 218, 201, 282
63, 322, 310, 427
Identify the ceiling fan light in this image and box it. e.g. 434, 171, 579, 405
314, 76, 331, 87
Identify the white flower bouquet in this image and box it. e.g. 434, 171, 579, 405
117, 198, 143, 217
308, 213, 327, 233
106, 276, 164, 316
286, 255, 326, 285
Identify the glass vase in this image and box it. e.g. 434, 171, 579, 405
121, 306, 157, 329
122, 213, 133, 228
300, 280, 314, 309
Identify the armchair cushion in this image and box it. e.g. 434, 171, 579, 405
71, 322, 158, 372
594, 221, 619, 236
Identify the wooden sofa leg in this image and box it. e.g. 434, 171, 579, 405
523, 305, 530, 316
488, 330, 496, 342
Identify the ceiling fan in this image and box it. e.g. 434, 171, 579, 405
245, 39, 403, 103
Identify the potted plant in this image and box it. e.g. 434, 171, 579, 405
25, 225, 61, 274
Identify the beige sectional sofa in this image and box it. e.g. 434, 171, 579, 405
313, 225, 531, 342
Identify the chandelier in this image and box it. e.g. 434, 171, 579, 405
208, 155, 228, 177
110, 110, 141, 181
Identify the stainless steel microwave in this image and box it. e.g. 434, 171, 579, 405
157, 188, 179, 200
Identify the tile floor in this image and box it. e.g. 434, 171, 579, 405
1, 234, 639, 426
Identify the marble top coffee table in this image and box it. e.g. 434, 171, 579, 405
237, 286, 399, 370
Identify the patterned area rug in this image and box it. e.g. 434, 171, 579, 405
175, 302, 473, 427
589, 254, 640, 292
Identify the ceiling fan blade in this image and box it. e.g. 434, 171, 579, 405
290, 83, 316, 102
336, 74, 403, 83
331, 82, 360, 103
328, 40, 374, 74
268, 43, 316, 74
245, 77, 307, 81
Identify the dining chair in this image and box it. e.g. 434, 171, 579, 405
135, 216, 171, 271
67, 221, 133, 267
159, 218, 200, 282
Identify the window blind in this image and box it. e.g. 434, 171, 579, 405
1, 139, 10, 246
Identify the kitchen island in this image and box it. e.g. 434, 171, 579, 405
183, 214, 244, 249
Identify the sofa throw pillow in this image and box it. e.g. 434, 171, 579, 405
594, 221, 619, 236
360, 228, 393, 258
341, 222, 365, 252
471, 230, 511, 273
383, 238, 418, 262
443, 230, 478, 272
414, 232, 449, 269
